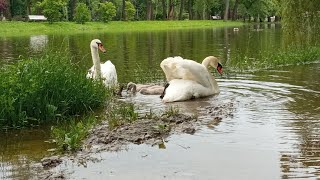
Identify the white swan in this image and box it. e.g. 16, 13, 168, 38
86, 39, 118, 87
160, 56, 223, 103
161, 79, 214, 102
127, 82, 164, 95
160, 56, 222, 90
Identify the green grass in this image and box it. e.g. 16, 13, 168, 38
107, 102, 139, 129
0, 20, 243, 37
51, 115, 98, 151
0, 50, 110, 129
229, 46, 320, 71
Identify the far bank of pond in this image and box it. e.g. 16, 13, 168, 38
0, 20, 243, 37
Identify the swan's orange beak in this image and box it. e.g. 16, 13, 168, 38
98, 44, 106, 53
217, 63, 223, 75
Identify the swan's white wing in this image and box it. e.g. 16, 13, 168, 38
162, 79, 214, 102
101, 60, 118, 87
160, 56, 212, 88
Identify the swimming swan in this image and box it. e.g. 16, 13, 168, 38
160, 56, 223, 102
160, 56, 222, 90
127, 82, 164, 95
86, 39, 118, 87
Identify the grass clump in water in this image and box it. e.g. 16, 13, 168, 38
163, 106, 180, 117
0, 51, 110, 129
51, 115, 98, 151
230, 46, 320, 71
107, 102, 139, 129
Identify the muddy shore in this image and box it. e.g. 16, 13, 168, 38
34, 100, 235, 179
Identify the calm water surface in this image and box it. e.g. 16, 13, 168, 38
1, 24, 320, 179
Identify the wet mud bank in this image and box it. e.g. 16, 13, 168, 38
35, 101, 236, 179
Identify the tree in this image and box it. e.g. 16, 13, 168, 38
161, 0, 167, 20
125, 1, 136, 21
98, 2, 116, 22
122, 0, 126, 20
178, 0, 184, 20
146, 0, 153, 20
41, 0, 66, 23
74, 2, 91, 24
223, 0, 229, 21
0, 0, 8, 17
281, 0, 320, 44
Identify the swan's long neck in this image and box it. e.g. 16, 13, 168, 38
91, 45, 101, 79
201, 56, 218, 70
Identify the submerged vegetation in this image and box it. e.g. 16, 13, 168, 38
0, 51, 109, 129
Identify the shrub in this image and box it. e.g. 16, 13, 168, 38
125, 1, 136, 21
40, 0, 66, 23
97, 2, 116, 23
74, 3, 91, 24
0, 51, 109, 129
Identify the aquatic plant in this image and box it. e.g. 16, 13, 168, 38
229, 46, 320, 71
0, 51, 110, 129
163, 106, 180, 117
107, 102, 138, 129
51, 115, 98, 151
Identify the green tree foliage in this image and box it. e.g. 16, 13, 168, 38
125, 1, 136, 21
74, 2, 91, 24
97, 2, 116, 22
281, 0, 320, 45
41, 0, 67, 23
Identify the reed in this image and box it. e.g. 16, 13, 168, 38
0, 51, 110, 129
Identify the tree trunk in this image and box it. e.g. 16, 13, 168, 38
146, 0, 153, 20
179, 0, 184, 20
231, 0, 239, 20
223, 0, 229, 21
122, 0, 126, 20
168, 0, 174, 20
188, 0, 193, 20
68, 0, 77, 21
162, 0, 167, 20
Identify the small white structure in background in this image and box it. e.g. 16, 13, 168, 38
212, 15, 221, 20
233, 28, 239, 31
30, 35, 48, 52
28, 15, 47, 21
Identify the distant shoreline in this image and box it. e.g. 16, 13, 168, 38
0, 20, 243, 37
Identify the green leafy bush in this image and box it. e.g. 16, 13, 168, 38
125, 1, 136, 21
0, 51, 109, 129
74, 3, 91, 24
97, 2, 116, 23
40, 0, 66, 23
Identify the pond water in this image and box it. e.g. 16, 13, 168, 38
1, 24, 320, 179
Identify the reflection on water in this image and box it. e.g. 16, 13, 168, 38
0, 25, 320, 179
0, 127, 55, 180
30, 35, 48, 52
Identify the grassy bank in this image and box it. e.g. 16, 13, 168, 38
0, 51, 110, 129
0, 20, 243, 37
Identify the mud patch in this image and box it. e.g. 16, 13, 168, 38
84, 113, 197, 153
34, 101, 236, 179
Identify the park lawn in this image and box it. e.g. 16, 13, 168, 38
0, 20, 243, 37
